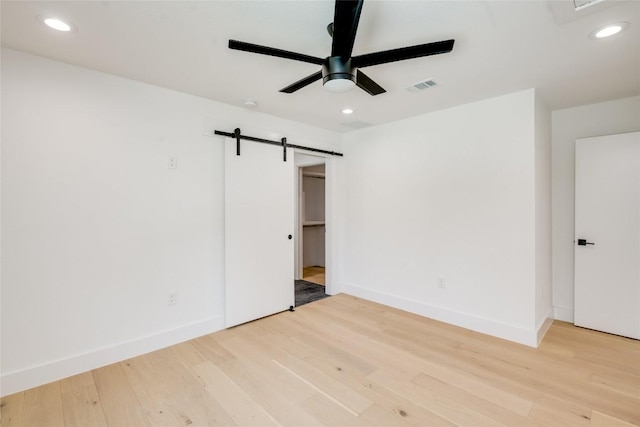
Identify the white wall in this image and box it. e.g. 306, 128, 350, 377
303, 226, 325, 267
0, 48, 339, 396
303, 175, 325, 222
551, 96, 640, 322
338, 89, 547, 346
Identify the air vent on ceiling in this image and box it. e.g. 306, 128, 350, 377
340, 120, 374, 130
550, 0, 613, 24
574, 0, 607, 11
406, 79, 438, 93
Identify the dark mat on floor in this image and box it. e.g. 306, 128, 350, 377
295, 279, 329, 307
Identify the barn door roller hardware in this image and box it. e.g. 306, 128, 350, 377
214, 128, 343, 161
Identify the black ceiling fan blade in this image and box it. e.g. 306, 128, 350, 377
280, 71, 323, 93
356, 70, 385, 96
331, 0, 364, 58
229, 40, 324, 65
352, 39, 455, 68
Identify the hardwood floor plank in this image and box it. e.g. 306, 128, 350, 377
190, 333, 236, 364
591, 410, 640, 427
298, 393, 365, 427
590, 373, 640, 398
289, 307, 424, 380
191, 360, 278, 426
217, 334, 317, 402
59, 371, 95, 394
60, 372, 108, 427
411, 369, 534, 416
22, 382, 64, 427
92, 363, 151, 427
302, 266, 325, 285
213, 331, 333, 425
169, 340, 211, 369
357, 403, 417, 426
369, 369, 510, 427
1, 391, 25, 427
272, 356, 373, 415
260, 313, 377, 377
349, 377, 456, 427
545, 326, 640, 374
404, 369, 537, 427
215, 357, 324, 427
123, 348, 237, 426
527, 396, 594, 426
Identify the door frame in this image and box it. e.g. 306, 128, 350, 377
294, 151, 334, 295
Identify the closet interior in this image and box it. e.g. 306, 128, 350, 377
301, 164, 325, 285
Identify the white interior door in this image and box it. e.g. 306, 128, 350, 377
574, 132, 640, 339
225, 138, 294, 327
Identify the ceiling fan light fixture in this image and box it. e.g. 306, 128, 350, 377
322, 56, 356, 93
324, 77, 356, 93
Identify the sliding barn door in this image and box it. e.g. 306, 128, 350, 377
224, 138, 295, 327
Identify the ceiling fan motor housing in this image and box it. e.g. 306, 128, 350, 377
322, 56, 356, 89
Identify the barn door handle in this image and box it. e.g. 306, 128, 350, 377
577, 239, 595, 246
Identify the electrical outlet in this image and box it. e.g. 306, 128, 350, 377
438, 277, 446, 289
168, 155, 177, 169
168, 291, 177, 306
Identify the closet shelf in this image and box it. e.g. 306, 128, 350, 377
303, 221, 325, 227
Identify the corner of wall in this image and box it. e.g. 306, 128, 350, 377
536, 312, 555, 346
553, 306, 574, 323
535, 91, 553, 333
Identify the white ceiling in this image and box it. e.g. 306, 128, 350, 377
2, 1, 638, 132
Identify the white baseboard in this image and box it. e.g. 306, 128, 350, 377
0, 315, 225, 397
536, 315, 554, 346
553, 306, 574, 323
340, 283, 538, 347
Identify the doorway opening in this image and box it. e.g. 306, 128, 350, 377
295, 159, 329, 307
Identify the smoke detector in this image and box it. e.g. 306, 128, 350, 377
243, 100, 257, 109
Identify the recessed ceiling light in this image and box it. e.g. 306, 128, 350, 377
589, 22, 629, 39
43, 18, 72, 32
342, 108, 354, 115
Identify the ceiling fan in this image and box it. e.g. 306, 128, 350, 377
228, 0, 455, 96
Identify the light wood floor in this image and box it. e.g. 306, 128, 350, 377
2, 294, 639, 426
302, 266, 325, 285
